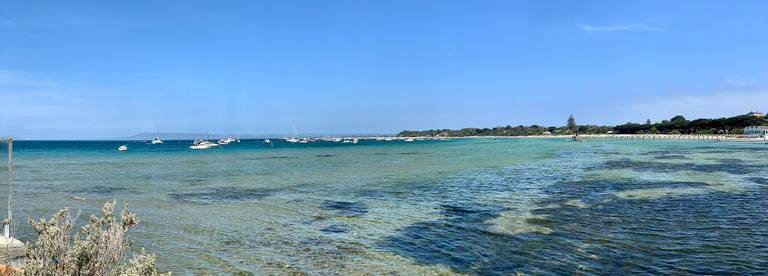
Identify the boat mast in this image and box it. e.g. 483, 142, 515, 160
293, 124, 297, 138
4, 137, 12, 238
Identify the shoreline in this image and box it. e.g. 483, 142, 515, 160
442, 134, 767, 142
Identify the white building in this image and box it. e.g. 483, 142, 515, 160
744, 126, 768, 138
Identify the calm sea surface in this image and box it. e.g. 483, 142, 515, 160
1, 138, 766, 274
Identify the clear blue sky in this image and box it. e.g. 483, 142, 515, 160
1, 0, 767, 139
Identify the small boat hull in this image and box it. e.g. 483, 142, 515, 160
190, 144, 219, 150
190, 140, 219, 150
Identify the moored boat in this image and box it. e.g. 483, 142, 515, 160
219, 136, 235, 145
285, 125, 300, 143
151, 122, 163, 144
190, 139, 219, 149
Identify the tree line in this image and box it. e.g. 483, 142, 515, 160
397, 113, 767, 137
613, 114, 766, 134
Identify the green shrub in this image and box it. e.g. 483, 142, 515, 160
24, 201, 168, 276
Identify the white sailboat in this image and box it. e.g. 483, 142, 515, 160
118, 144, 128, 151
151, 122, 163, 144
285, 125, 300, 143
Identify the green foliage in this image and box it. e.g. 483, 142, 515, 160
398, 124, 611, 137
567, 114, 577, 132
614, 114, 767, 134
24, 201, 167, 276
397, 113, 766, 137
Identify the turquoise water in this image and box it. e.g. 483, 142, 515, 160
1, 138, 767, 274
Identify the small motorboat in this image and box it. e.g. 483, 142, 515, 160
118, 145, 128, 152
263, 139, 271, 144
190, 139, 219, 150
219, 136, 235, 145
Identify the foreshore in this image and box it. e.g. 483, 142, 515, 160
443, 134, 767, 142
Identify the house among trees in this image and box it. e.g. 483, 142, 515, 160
747, 111, 765, 118
744, 126, 768, 138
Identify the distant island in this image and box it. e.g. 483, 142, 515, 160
397, 112, 768, 137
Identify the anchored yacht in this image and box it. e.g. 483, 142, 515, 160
285, 125, 300, 143
219, 136, 235, 145
190, 139, 219, 150
151, 122, 163, 144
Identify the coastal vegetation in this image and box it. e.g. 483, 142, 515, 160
397, 113, 768, 137
23, 201, 166, 276
397, 114, 610, 137
567, 114, 577, 133
613, 114, 766, 134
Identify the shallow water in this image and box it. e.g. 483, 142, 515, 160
1, 138, 766, 274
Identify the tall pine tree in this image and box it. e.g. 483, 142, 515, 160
567, 114, 576, 132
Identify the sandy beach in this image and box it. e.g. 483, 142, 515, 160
446, 134, 767, 143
